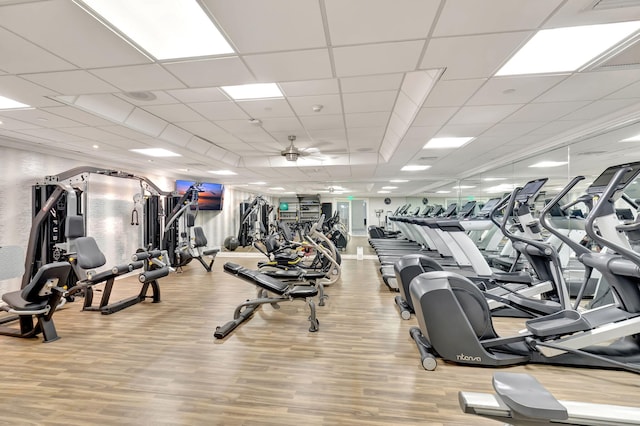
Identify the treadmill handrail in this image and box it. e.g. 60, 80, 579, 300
586, 166, 640, 268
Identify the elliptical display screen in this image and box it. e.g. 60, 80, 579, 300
515, 178, 548, 203
588, 161, 640, 195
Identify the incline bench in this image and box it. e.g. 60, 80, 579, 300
214, 262, 319, 339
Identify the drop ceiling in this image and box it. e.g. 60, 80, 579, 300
0, 0, 640, 198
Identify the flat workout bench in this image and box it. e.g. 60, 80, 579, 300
214, 262, 319, 339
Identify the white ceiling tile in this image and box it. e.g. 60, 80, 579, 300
215, 119, 264, 133
530, 120, 588, 135
90, 65, 185, 92
58, 126, 125, 142
279, 79, 339, 97
298, 114, 344, 130
22, 70, 119, 95
606, 79, 640, 100
244, 49, 333, 81
288, 95, 342, 117
39, 106, 114, 127
165, 87, 229, 103
467, 75, 567, 106
0, 76, 60, 107
0, 108, 84, 128
260, 117, 304, 133
413, 107, 459, 126
536, 69, 640, 102
203, 0, 325, 53
423, 79, 485, 107
124, 108, 168, 137
436, 123, 494, 137
175, 121, 228, 140
342, 91, 398, 113
544, 0, 640, 28
482, 122, 545, 138
503, 101, 591, 123
188, 101, 250, 120
324, 0, 438, 45
0, 27, 75, 74
0, 115, 41, 130
421, 33, 532, 80
333, 41, 424, 77
559, 98, 640, 121
345, 112, 391, 128
72, 94, 135, 123
114, 91, 180, 106
347, 127, 386, 146
163, 57, 255, 88
449, 104, 523, 125
17, 128, 89, 143
159, 125, 193, 147
307, 128, 347, 146
0, 1, 150, 68
143, 104, 205, 122
339, 74, 404, 93
236, 99, 295, 119
433, 0, 562, 37
98, 125, 155, 141
403, 126, 441, 139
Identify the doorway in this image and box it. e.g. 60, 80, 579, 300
337, 199, 368, 236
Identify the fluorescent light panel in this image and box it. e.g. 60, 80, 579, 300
424, 137, 474, 149
453, 185, 476, 189
209, 170, 237, 175
0, 95, 30, 110
130, 148, 181, 157
390, 179, 409, 183
436, 190, 450, 194
79, 0, 234, 60
497, 21, 640, 76
529, 161, 568, 168
221, 83, 283, 100
382, 186, 398, 189
621, 134, 640, 142
250, 181, 267, 185
377, 190, 390, 194
401, 165, 430, 171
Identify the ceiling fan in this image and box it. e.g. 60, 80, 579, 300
281, 135, 315, 162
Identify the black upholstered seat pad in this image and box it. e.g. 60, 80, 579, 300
2, 291, 48, 311
223, 262, 317, 297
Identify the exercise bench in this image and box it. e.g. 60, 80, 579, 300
0, 262, 72, 342
214, 262, 319, 339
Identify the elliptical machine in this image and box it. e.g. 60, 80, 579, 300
408, 161, 640, 373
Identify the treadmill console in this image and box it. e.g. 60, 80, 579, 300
515, 178, 548, 204
476, 198, 500, 216
587, 161, 640, 195
442, 203, 457, 217
457, 201, 477, 218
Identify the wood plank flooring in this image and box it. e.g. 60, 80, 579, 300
0, 242, 639, 425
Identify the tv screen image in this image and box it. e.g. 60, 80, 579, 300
175, 180, 225, 211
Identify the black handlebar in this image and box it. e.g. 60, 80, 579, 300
586, 167, 640, 268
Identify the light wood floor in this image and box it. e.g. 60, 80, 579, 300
1, 245, 639, 425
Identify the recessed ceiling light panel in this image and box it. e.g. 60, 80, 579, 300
78, 0, 234, 60
424, 137, 475, 149
221, 83, 284, 100
0, 95, 30, 110
529, 161, 568, 168
621, 134, 640, 142
209, 170, 237, 175
130, 148, 181, 157
497, 21, 640, 76
401, 165, 431, 171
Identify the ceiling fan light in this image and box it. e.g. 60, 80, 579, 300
285, 152, 298, 161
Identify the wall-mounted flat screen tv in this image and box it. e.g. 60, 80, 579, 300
175, 180, 224, 211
